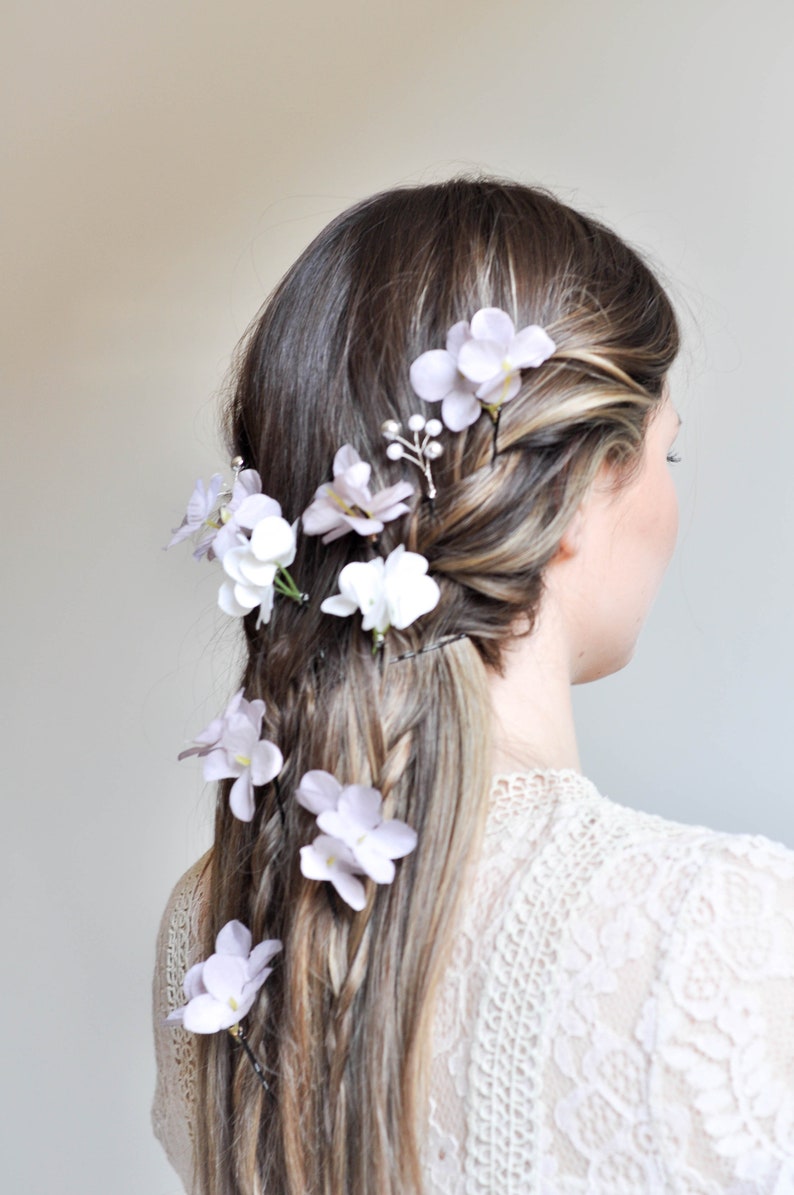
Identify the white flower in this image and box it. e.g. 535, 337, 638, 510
320, 545, 439, 636
296, 769, 418, 910
410, 307, 555, 430
302, 444, 414, 543
218, 515, 298, 625
166, 920, 281, 1033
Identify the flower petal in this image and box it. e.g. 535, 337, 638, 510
295, 770, 343, 815
470, 307, 515, 343
445, 320, 471, 356
247, 939, 282, 979
330, 870, 367, 911
202, 750, 240, 782
338, 784, 384, 828
215, 920, 252, 957
250, 740, 283, 786
320, 593, 358, 618
181, 992, 238, 1033
508, 325, 556, 368
457, 338, 503, 385
352, 842, 396, 884
229, 771, 255, 821
250, 516, 296, 566
202, 954, 248, 1003
183, 961, 208, 999
409, 349, 458, 401
218, 578, 254, 618
368, 818, 418, 859
441, 390, 481, 431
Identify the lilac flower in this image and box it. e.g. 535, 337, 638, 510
167, 919, 282, 1033
296, 770, 417, 910
320, 545, 440, 638
457, 307, 555, 406
302, 445, 414, 544
178, 688, 283, 821
167, 474, 226, 558
299, 835, 368, 911
211, 470, 282, 561
410, 308, 555, 430
218, 514, 298, 626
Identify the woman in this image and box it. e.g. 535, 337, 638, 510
153, 179, 794, 1194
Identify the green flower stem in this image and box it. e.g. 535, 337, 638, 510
274, 566, 308, 604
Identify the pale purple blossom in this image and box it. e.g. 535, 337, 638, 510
211, 470, 282, 561
410, 308, 555, 430
167, 474, 226, 558
218, 514, 298, 626
302, 445, 414, 544
178, 688, 283, 821
296, 770, 417, 909
166, 919, 282, 1033
320, 545, 440, 637
299, 835, 368, 911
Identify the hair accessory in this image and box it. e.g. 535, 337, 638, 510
320, 544, 441, 652
295, 770, 417, 910
167, 919, 281, 1033
390, 632, 468, 662
166, 919, 281, 1091
178, 688, 283, 822
409, 307, 555, 431
167, 463, 308, 624
381, 414, 443, 499
302, 444, 414, 543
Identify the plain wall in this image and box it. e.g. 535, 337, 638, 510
3, 0, 792, 1190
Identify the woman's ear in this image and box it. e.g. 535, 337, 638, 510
556, 504, 586, 560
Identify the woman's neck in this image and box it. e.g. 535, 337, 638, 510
488, 598, 581, 776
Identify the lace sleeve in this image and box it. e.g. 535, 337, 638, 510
151, 853, 211, 1193
652, 833, 794, 1191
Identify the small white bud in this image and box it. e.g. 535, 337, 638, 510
407, 414, 426, 432
424, 440, 443, 460
425, 419, 443, 437
386, 443, 404, 460
381, 419, 401, 440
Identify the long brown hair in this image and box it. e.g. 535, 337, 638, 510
195, 178, 678, 1193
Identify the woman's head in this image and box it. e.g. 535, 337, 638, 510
226, 178, 679, 673
200, 178, 679, 1195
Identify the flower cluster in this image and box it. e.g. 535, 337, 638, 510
168, 466, 304, 626
410, 306, 556, 430
166, 304, 556, 1056
296, 770, 417, 910
178, 688, 283, 821
167, 920, 281, 1033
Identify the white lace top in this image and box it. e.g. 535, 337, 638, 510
152, 770, 794, 1193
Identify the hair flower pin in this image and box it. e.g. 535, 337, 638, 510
381, 414, 443, 499
320, 544, 440, 652
166, 919, 281, 1093
301, 444, 414, 543
178, 688, 283, 821
409, 307, 556, 431
295, 770, 417, 910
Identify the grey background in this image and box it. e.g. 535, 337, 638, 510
3, 0, 792, 1190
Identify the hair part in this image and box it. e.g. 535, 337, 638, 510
194, 177, 678, 1194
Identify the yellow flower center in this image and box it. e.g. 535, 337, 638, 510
235, 754, 251, 767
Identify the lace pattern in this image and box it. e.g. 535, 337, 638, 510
152, 774, 794, 1194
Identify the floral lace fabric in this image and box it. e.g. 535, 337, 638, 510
153, 771, 794, 1193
